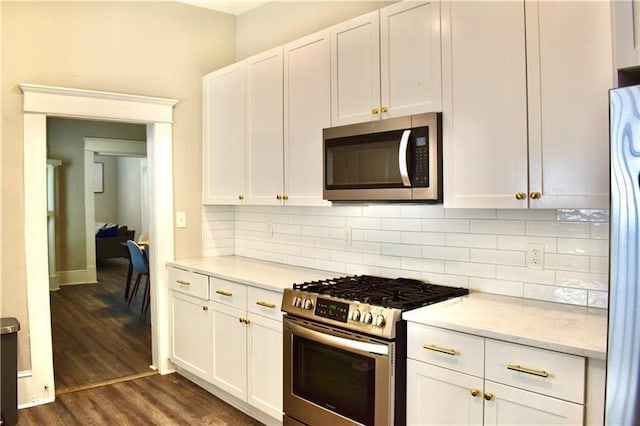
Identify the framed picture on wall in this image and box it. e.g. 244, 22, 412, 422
93, 162, 103, 193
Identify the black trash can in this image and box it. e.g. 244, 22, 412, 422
1, 318, 20, 426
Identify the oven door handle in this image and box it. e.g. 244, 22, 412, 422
287, 320, 389, 356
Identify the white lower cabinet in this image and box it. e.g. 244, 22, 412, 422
407, 323, 586, 426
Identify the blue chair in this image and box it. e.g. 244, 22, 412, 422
126, 240, 150, 314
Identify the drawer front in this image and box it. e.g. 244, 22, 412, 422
247, 286, 283, 322
209, 277, 247, 309
485, 339, 585, 404
407, 323, 484, 377
168, 267, 209, 299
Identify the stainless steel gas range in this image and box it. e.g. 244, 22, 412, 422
281, 275, 469, 426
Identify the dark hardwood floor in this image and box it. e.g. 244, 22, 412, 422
20, 258, 264, 425
17, 373, 263, 425
50, 257, 151, 392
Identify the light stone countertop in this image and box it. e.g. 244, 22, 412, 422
167, 255, 337, 293
403, 292, 608, 360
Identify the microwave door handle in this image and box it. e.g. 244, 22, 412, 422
399, 130, 411, 187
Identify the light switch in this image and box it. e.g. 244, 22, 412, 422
176, 211, 187, 228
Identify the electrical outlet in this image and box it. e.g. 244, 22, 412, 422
527, 243, 544, 269
345, 226, 352, 246
176, 211, 187, 228
267, 221, 274, 238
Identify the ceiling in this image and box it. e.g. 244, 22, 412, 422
178, 0, 270, 16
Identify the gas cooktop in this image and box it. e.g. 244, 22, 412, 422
282, 275, 468, 339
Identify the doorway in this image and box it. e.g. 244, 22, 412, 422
21, 84, 177, 406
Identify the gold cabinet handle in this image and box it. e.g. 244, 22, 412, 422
256, 301, 276, 309
276, 194, 282, 200
423, 344, 457, 356
245, 318, 251, 325
238, 195, 244, 200
216, 290, 233, 297
239, 317, 244, 323
283, 194, 289, 200
515, 192, 526, 200
529, 191, 542, 200
484, 392, 494, 401
371, 108, 379, 114
202, 306, 208, 311
380, 106, 388, 113
176, 279, 190, 286
507, 364, 549, 378
470, 389, 480, 397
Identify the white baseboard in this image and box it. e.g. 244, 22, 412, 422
56, 267, 98, 286
18, 370, 55, 409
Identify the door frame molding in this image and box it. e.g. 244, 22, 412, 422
20, 83, 177, 407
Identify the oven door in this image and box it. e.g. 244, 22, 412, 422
283, 316, 394, 426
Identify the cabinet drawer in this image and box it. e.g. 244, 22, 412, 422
247, 287, 283, 322
209, 277, 247, 309
485, 339, 585, 404
168, 267, 209, 299
407, 323, 484, 377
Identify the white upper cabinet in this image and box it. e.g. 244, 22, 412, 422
442, 0, 528, 209
331, 1, 442, 126
283, 30, 332, 206
613, 0, 640, 69
380, 1, 442, 118
443, 0, 612, 209
203, 63, 246, 205
331, 11, 381, 126
525, 0, 612, 209
245, 47, 284, 205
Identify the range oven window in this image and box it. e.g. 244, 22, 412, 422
292, 334, 375, 425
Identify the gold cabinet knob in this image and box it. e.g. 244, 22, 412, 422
371, 108, 379, 115
381, 106, 388, 113
238, 195, 244, 200
276, 194, 282, 200
515, 192, 526, 200
202, 306, 208, 311
484, 392, 494, 401
530, 191, 542, 200
470, 389, 480, 397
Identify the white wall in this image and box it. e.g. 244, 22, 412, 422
203, 205, 609, 308
117, 156, 145, 237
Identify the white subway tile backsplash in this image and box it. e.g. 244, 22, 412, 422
470, 249, 525, 266
524, 283, 588, 306
526, 221, 591, 238
469, 277, 524, 298
544, 253, 590, 272
401, 232, 446, 246
422, 246, 469, 261
558, 238, 608, 256
471, 220, 525, 235
202, 205, 610, 308
380, 218, 422, 231
446, 233, 497, 249
445, 261, 496, 279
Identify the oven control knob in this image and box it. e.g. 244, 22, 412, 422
363, 311, 373, 324
303, 298, 314, 310
350, 309, 361, 322
374, 314, 386, 328
293, 297, 302, 308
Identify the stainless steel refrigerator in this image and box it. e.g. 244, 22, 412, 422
607, 84, 640, 425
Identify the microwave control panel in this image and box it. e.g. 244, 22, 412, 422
413, 134, 429, 187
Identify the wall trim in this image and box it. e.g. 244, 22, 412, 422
56, 268, 98, 286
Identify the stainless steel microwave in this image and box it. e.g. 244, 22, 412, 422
323, 113, 442, 202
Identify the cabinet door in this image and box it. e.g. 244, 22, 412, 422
211, 302, 247, 401
247, 314, 283, 421
170, 292, 212, 381
484, 380, 584, 425
203, 63, 246, 205
331, 11, 381, 126
380, 1, 442, 118
245, 46, 284, 205
283, 30, 332, 207
613, 0, 640, 69
441, 0, 529, 208
525, 1, 612, 209
407, 359, 484, 426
